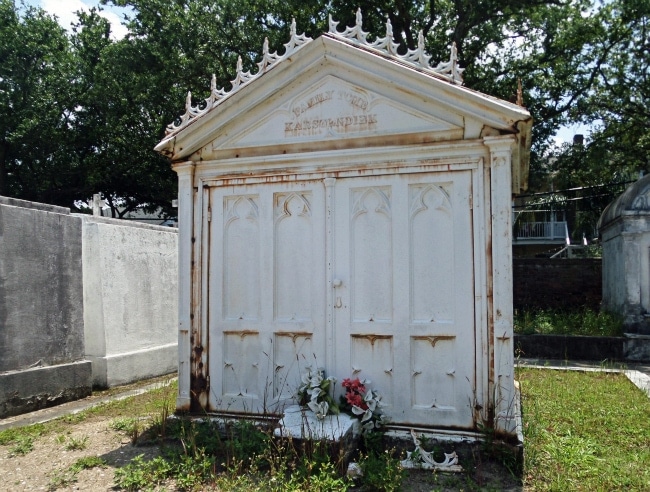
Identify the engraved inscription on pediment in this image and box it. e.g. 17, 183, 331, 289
284, 85, 378, 137
216, 77, 461, 149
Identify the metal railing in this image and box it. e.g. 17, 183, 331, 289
514, 221, 568, 241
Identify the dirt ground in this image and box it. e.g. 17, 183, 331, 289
0, 417, 161, 491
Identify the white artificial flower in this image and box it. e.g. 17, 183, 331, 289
362, 421, 375, 433
351, 405, 366, 416
308, 400, 329, 419
364, 390, 379, 411
309, 372, 323, 387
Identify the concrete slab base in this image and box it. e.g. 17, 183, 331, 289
0, 361, 92, 419
274, 406, 361, 467
88, 343, 177, 389
274, 405, 360, 441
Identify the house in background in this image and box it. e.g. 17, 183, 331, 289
512, 193, 570, 258
513, 183, 634, 258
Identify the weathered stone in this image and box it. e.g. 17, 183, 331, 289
159, 14, 531, 440
599, 175, 650, 334
0, 361, 92, 419
80, 215, 178, 388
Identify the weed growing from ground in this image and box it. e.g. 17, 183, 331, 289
61, 412, 87, 425
109, 417, 141, 444
64, 435, 89, 451
8, 435, 34, 456
48, 456, 106, 490
357, 448, 404, 492
514, 307, 623, 336
113, 418, 361, 491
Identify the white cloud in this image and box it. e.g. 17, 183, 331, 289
40, 0, 129, 40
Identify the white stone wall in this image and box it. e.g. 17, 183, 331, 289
81, 215, 178, 387
0, 197, 91, 417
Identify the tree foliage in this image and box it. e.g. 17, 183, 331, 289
0, 1, 76, 202
0, 0, 647, 214
551, 0, 650, 190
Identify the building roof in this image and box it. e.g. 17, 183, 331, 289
155, 10, 532, 193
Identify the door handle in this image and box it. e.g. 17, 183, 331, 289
332, 278, 343, 288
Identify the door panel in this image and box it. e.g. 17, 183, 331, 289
333, 172, 476, 428
208, 182, 326, 414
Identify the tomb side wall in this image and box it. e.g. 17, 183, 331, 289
0, 197, 85, 371
0, 197, 91, 417
81, 215, 178, 388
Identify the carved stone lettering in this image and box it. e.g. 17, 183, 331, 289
284, 88, 376, 138
337, 90, 369, 110
291, 90, 335, 117
284, 114, 377, 137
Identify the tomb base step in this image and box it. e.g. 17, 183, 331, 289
274, 405, 361, 467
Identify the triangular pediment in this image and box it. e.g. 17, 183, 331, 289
156, 32, 531, 181
215, 75, 463, 150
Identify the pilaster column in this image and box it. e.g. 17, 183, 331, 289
173, 161, 195, 411
324, 177, 336, 374
484, 136, 518, 435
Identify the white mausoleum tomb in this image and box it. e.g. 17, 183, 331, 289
155, 13, 532, 439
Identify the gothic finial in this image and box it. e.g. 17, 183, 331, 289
285, 17, 312, 51
328, 14, 339, 33
164, 11, 466, 138
516, 79, 524, 106
165, 17, 312, 136
403, 30, 431, 66
386, 18, 393, 38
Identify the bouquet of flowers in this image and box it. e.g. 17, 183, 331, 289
341, 377, 388, 434
295, 368, 339, 419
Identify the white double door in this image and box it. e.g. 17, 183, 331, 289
208, 170, 477, 428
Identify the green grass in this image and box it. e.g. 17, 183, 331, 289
514, 308, 624, 336
518, 368, 650, 491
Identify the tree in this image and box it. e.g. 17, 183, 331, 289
68, 9, 178, 217
0, 1, 78, 202
552, 0, 650, 189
